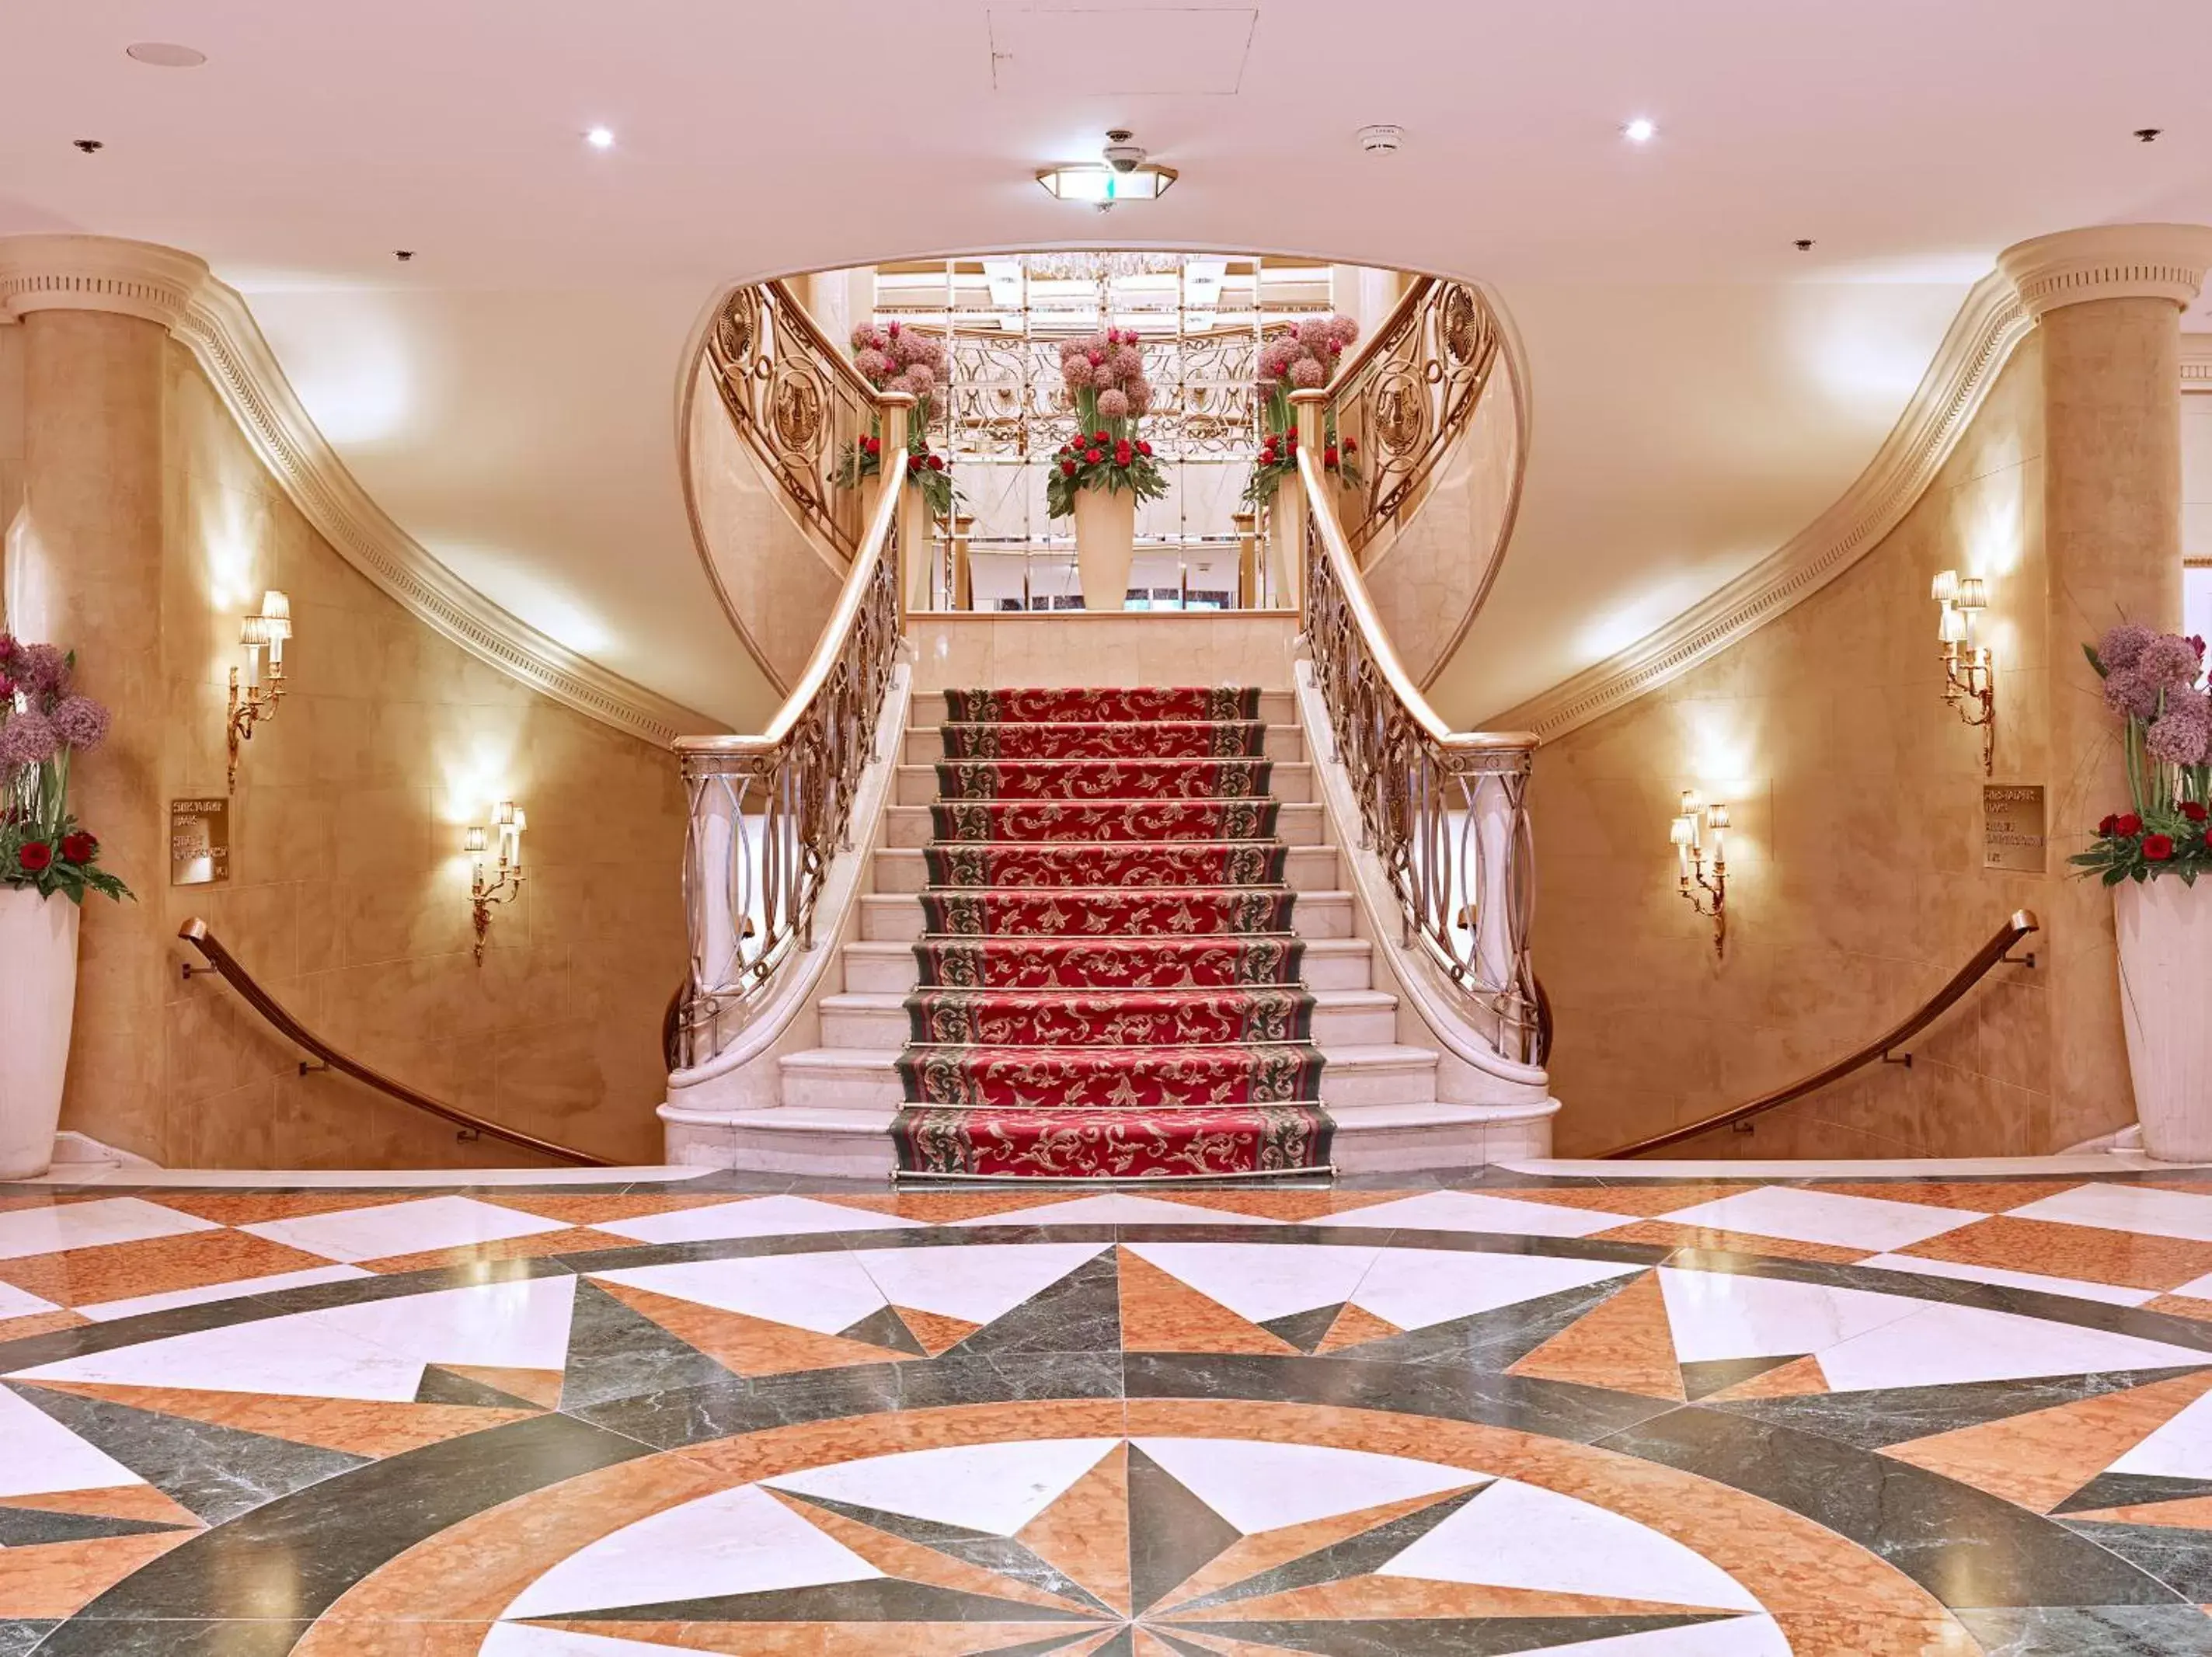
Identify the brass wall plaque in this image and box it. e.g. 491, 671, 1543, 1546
1984, 783, 2047, 873
170, 798, 230, 886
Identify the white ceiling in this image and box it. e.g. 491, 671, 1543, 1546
8, 2, 2212, 726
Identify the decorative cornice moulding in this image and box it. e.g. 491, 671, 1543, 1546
2182, 334, 2212, 387
1998, 222, 2212, 319
1500, 270, 2033, 743
0, 235, 712, 748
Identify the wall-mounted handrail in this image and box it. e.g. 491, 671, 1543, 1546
1295, 437, 1542, 1063
670, 414, 912, 1067
176, 918, 611, 1168
1601, 909, 2040, 1158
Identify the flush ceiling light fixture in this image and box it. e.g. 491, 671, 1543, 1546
1622, 117, 1657, 144
585, 126, 616, 150
126, 42, 206, 67
1036, 129, 1177, 212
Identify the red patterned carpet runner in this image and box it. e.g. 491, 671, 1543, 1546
893, 687, 1333, 1180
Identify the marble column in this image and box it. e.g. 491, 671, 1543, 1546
2, 237, 211, 1163
1998, 225, 2212, 1149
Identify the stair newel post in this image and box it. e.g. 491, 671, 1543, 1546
1287, 388, 1329, 618
878, 392, 919, 627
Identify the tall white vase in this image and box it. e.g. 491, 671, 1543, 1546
2116, 877, 2212, 1161
0, 886, 79, 1179
1072, 486, 1137, 611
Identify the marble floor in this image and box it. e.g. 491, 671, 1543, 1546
11, 1166, 2212, 1652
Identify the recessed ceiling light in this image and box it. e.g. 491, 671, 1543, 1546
1622, 117, 1656, 144
585, 127, 615, 150
126, 42, 207, 68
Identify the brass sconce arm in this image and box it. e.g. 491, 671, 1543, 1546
1932, 570, 1996, 776
466, 805, 527, 963
225, 590, 293, 793
1670, 792, 1729, 958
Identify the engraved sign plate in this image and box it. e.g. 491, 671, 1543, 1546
170, 798, 229, 886
1983, 783, 2047, 873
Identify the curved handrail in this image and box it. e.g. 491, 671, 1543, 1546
1295, 437, 1542, 1062
176, 918, 611, 1168
670, 419, 912, 1066
1601, 909, 2040, 1159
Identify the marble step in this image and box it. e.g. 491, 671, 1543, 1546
894, 761, 1315, 805
909, 690, 1298, 728
817, 987, 1400, 1050
841, 935, 1378, 995
900, 724, 1305, 766
856, 888, 1357, 942
870, 842, 1343, 894
778, 1042, 1441, 1111
883, 800, 1326, 849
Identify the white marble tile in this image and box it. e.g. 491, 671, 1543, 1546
1123, 1242, 1380, 1324
1505, 1155, 2193, 1178
500, 1483, 883, 1621
12, 1309, 423, 1401
1378, 1476, 1763, 1612
1322, 1190, 1638, 1238
2007, 1183, 2212, 1243
1351, 1250, 1640, 1335
481, 1627, 695, 1657
1854, 1253, 2158, 1308
2109, 1390, 2212, 1480
0, 1196, 221, 1262
2165, 1269, 2212, 1301
1132, 1436, 1479, 1534
0, 1383, 147, 1497
1656, 1269, 1930, 1363
1655, 1188, 1973, 1251
1531, 1616, 1791, 1655
313, 1276, 577, 1372
595, 1195, 921, 1245
239, 1195, 568, 1262
766, 1438, 1122, 1537
23, 1165, 714, 1189
0, 1279, 62, 1321
954, 1193, 1280, 1228
591, 1254, 887, 1336
78, 1265, 374, 1322
1813, 1301, 2210, 1394
850, 1241, 1111, 1325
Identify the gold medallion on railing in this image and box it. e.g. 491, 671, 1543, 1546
1372, 368, 1429, 457
772, 364, 827, 454
716, 294, 755, 366
1441, 285, 1481, 364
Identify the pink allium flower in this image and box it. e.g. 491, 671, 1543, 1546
2100, 622, 2156, 672
1062, 357, 1096, 388
1290, 357, 1326, 389
0, 711, 57, 768
1095, 388, 1130, 419
1128, 381, 1153, 417
1298, 317, 1334, 350
49, 694, 110, 751
2140, 635, 2202, 688
900, 364, 935, 393
2148, 693, 2212, 766
1112, 345, 1144, 381
849, 324, 880, 352
1259, 340, 1296, 380
853, 347, 890, 383
15, 645, 67, 697
2104, 667, 2161, 721
1328, 315, 1360, 350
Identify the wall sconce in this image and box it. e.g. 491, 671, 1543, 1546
1671, 789, 1728, 957
225, 590, 292, 792
1932, 568, 1995, 775
467, 802, 525, 963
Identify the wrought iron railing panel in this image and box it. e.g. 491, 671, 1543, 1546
1326, 277, 1503, 559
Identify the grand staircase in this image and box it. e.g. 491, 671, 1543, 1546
704, 685, 1547, 1177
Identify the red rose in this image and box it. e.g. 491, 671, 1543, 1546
862, 436, 880, 455
1115, 444, 1134, 464
1085, 448, 1103, 464
2099, 813, 2120, 834
2116, 813, 2144, 837
1093, 430, 1110, 444
927, 454, 945, 471
2145, 833, 2176, 862
1137, 440, 1152, 456
2185, 802, 2209, 824
18, 841, 51, 872
59, 831, 96, 864
1061, 459, 1077, 476
1324, 445, 1339, 465
1285, 428, 1298, 445
1344, 437, 1358, 453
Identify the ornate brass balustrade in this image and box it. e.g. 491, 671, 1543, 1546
1298, 442, 1541, 1064
704, 280, 882, 561
1325, 277, 1504, 560
670, 433, 909, 1069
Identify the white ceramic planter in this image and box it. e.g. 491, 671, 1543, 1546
1072, 486, 1136, 611
2116, 876, 2212, 1161
0, 886, 79, 1179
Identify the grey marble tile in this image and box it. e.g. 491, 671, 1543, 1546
771, 1488, 1118, 1617
1955, 1605, 2212, 1655
556, 1278, 737, 1412
1706, 1368, 2210, 1450
2060, 1522, 2212, 1602
0, 1507, 193, 1546
1127, 1442, 1242, 1616
1329, 1278, 1637, 1372
35, 1618, 315, 1655
580, 1577, 1105, 1625
0, 1623, 54, 1657
2057, 1473, 2212, 1516
1169, 1485, 1486, 1612
1151, 1613, 1742, 1654
952, 1251, 1121, 1357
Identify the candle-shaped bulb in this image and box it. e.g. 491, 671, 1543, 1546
1938, 605, 1967, 646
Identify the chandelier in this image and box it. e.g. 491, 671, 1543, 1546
1022, 252, 1186, 284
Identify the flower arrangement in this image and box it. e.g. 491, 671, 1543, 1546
1045, 328, 1169, 517
0, 635, 131, 905
2074, 622, 2212, 884
831, 320, 961, 517
1241, 313, 1363, 510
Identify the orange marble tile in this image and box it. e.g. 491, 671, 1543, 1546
1510, 1183, 1764, 1217
293, 1621, 496, 1657
822, 1191, 1081, 1223
766, 1486, 1096, 1615
1507, 1270, 1684, 1399
2146, 1294, 2212, 1322
0, 1485, 200, 1526
0, 1229, 341, 1307
148, 1192, 416, 1224
596, 1279, 912, 1377
0, 1308, 88, 1342
1775, 1610, 1983, 1655
1116, 1246, 1298, 1356
893, 1304, 983, 1356
0, 1530, 197, 1619
1179, 1577, 1747, 1621
441, 1363, 564, 1408
23, 1381, 537, 1458
1150, 1488, 1477, 1614
538, 1621, 1114, 1655
1147, 1189, 1406, 1221
1896, 1215, 2212, 1292
674, 1400, 1130, 1488
1133, 1634, 1186, 1657
2068, 1494, 2212, 1528
1162, 1637, 1323, 1657
1705, 1356, 1831, 1401
1586, 1220, 1868, 1264
1881, 1369, 2212, 1512
1016, 1441, 1130, 1615
474, 1192, 733, 1224
1313, 1302, 1402, 1353
1801, 1180, 2085, 1213
362, 1225, 635, 1274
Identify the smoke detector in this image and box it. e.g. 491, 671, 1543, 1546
1357, 124, 1404, 155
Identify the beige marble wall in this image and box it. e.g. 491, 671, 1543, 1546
17, 341, 689, 1170
1532, 339, 2060, 1158
0, 325, 23, 535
